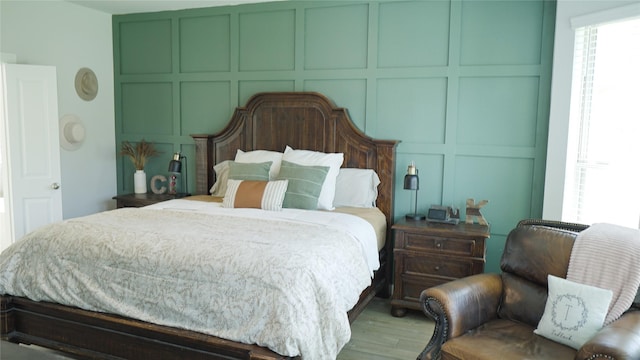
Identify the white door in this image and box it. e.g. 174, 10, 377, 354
1, 64, 62, 250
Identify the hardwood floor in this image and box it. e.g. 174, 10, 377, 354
0, 297, 434, 360
338, 297, 433, 360
0, 341, 77, 359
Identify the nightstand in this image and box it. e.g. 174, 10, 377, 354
112, 193, 191, 208
390, 219, 490, 317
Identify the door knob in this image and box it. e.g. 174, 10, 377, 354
51, 183, 60, 190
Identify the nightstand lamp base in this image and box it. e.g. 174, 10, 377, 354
405, 213, 426, 221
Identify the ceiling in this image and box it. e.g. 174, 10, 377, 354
66, 0, 283, 15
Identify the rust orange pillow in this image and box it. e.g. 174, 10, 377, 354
222, 179, 288, 211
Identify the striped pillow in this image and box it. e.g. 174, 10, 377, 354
222, 179, 288, 211
277, 160, 329, 210
227, 161, 272, 181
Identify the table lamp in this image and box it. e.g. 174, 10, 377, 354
168, 152, 188, 195
404, 161, 425, 220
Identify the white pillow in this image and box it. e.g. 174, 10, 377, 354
282, 146, 344, 210
534, 275, 612, 349
334, 168, 380, 208
209, 160, 231, 196
235, 149, 283, 180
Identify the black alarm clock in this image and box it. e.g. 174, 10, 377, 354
427, 205, 459, 225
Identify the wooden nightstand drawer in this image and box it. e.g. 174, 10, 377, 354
401, 252, 484, 279
403, 233, 479, 257
399, 274, 448, 303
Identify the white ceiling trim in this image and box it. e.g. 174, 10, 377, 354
66, 0, 284, 15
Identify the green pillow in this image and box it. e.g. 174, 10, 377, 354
277, 160, 329, 210
228, 161, 271, 181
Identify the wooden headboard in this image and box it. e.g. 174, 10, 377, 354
191, 92, 399, 226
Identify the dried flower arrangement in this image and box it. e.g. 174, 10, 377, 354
119, 140, 161, 170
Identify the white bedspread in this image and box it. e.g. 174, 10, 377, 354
0, 201, 379, 359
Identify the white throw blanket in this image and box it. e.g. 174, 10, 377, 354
566, 223, 640, 325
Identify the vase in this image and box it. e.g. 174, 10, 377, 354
134, 170, 147, 194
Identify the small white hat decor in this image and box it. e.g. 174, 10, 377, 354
75, 67, 98, 101
59, 114, 86, 151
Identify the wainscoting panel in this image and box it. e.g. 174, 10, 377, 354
113, 0, 556, 273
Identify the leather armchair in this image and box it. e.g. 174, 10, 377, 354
418, 219, 640, 360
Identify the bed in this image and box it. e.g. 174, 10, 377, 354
0, 92, 398, 359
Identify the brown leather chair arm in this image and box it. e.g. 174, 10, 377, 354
577, 310, 640, 360
417, 273, 502, 360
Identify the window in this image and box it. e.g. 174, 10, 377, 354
563, 17, 640, 228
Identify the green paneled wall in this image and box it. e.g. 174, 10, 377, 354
113, 0, 556, 273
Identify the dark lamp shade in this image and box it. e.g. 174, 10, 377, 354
404, 174, 419, 190
168, 160, 182, 173
168, 153, 182, 173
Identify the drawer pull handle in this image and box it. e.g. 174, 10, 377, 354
434, 266, 440, 271
436, 243, 442, 248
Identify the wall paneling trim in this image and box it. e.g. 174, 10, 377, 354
113, 0, 556, 272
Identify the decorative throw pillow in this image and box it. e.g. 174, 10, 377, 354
333, 168, 381, 208
276, 160, 329, 210
222, 179, 288, 211
227, 161, 272, 181
234, 149, 283, 180
534, 275, 613, 349
209, 160, 231, 196
282, 146, 343, 210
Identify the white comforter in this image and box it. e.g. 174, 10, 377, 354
0, 200, 379, 359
